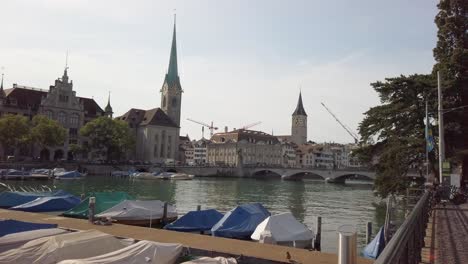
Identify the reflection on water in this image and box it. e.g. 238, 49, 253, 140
2, 176, 383, 253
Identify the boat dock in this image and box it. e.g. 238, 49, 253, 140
0, 209, 372, 264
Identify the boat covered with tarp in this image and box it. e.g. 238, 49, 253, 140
362, 226, 386, 259
55, 170, 84, 180
0, 230, 127, 264
164, 209, 223, 233
211, 203, 270, 239
63, 192, 134, 219
251, 212, 314, 248
0, 228, 68, 253
11, 195, 81, 212
0, 190, 70, 208
96, 200, 178, 226
0, 219, 57, 237
181, 257, 238, 264
57, 240, 183, 264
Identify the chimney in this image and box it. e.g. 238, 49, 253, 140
225, 126, 228, 133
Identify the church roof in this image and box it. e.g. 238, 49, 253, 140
117, 108, 178, 128
292, 92, 307, 116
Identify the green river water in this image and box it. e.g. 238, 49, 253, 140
2, 176, 385, 253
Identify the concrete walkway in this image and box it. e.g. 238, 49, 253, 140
421, 203, 468, 264
0, 209, 372, 264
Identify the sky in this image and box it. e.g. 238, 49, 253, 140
0, 0, 439, 143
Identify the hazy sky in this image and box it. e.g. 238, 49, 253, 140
1, 0, 438, 143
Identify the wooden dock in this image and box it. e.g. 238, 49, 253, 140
0, 209, 372, 264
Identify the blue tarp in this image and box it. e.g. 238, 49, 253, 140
164, 209, 224, 232
0, 220, 57, 237
0, 190, 70, 208
211, 203, 270, 239
11, 195, 81, 212
362, 226, 386, 259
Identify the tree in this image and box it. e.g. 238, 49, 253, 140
0, 114, 30, 157
356, 74, 437, 197
80, 117, 134, 161
30, 115, 66, 149
433, 0, 468, 185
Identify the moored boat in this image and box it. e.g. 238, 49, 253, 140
251, 212, 314, 248
211, 203, 270, 239
63, 192, 134, 219
0, 190, 70, 208
11, 195, 81, 212
164, 209, 223, 233
96, 200, 178, 226
55, 170, 85, 180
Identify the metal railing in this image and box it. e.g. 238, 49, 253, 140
375, 190, 433, 264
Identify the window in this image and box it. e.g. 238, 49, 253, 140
59, 94, 69, 103
58, 112, 67, 125
167, 135, 172, 156
163, 97, 167, 108
160, 130, 166, 157
154, 145, 158, 158
171, 97, 177, 107
69, 128, 78, 137
45, 110, 54, 120
70, 114, 79, 128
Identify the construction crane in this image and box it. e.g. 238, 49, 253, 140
187, 118, 218, 138
320, 102, 359, 144
240, 121, 262, 130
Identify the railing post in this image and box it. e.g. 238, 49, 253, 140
88, 197, 95, 223
314, 216, 322, 251
337, 225, 357, 264
366, 222, 372, 244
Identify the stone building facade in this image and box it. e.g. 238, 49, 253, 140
0, 69, 105, 160
207, 129, 282, 166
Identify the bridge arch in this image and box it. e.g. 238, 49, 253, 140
251, 169, 282, 178
331, 173, 374, 183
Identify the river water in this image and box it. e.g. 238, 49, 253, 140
2, 176, 384, 253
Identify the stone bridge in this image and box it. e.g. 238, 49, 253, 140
164, 166, 420, 183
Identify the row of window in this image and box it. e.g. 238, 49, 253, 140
45, 111, 80, 127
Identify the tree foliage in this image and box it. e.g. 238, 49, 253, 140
0, 114, 30, 155
356, 74, 437, 197
80, 117, 134, 161
433, 0, 468, 183
30, 115, 67, 149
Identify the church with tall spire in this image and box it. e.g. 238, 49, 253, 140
117, 16, 182, 163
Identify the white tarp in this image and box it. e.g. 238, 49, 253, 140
182, 257, 238, 264
58, 240, 183, 264
0, 230, 126, 264
251, 212, 314, 248
0, 228, 68, 253
96, 200, 177, 220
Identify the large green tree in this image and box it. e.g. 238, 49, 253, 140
0, 114, 30, 157
356, 74, 437, 197
80, 116, 134, 161
30, 115, 67, 149
433, 0, 468, 185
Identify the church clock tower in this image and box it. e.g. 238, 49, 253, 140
291, 92, 307, 145
160, 16, 182, 127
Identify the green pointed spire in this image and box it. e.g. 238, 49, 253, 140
167, 14, 178, 84
105, 91, 113, 117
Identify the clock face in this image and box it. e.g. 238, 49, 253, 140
294, 117, 305, 126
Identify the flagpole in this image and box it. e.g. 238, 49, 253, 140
425, 99, 429, 182
438, 71, 445, 185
